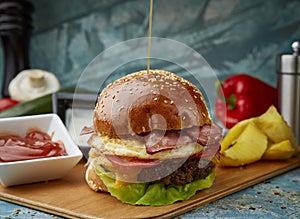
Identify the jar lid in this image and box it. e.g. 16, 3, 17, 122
277, 40, 300, 74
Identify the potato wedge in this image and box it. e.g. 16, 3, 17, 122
218, 123, 268, 166
217, 153, 246, 167
263, 140, 296, 160
221, 118, 255, 152
254, 106, 297, 151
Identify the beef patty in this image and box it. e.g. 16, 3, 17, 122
138, 157, 215, 185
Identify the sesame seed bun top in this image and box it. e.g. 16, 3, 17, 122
93, 69, 211, 138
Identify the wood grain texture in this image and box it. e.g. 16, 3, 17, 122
1, 152, 300, 219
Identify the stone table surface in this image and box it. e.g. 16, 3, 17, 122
0, 167, 299, 219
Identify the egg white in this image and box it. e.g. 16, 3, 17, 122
88, 134, 204, 159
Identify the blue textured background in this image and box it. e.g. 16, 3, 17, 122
0, 0, 300, 93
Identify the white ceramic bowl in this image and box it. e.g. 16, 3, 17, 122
0, 114, 83, 187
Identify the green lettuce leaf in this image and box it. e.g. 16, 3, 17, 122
95, 166, 215, 206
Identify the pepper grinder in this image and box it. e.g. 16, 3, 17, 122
277, 40, 300, 144
0, 0, 34, 97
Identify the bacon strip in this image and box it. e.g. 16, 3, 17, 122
80, 126, 94, 135
145, 130, 193, 154
145, 123, 222, 154
0, 136, 66, 162
187, 123, 223, 145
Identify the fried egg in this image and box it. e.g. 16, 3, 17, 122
88, 134, 204, 159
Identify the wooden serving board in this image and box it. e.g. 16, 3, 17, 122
1, 152, 300, 219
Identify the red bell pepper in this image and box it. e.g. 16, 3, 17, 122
214, 74, 278, 129
0, 98, 19, 112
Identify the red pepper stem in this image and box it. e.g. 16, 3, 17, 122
226, 94, 237, 110
215, 81, 237, 110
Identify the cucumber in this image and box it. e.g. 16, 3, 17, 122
0, 88, 78, 118
0, 94, 53, 118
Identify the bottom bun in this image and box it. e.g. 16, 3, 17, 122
85, 164, 108, 192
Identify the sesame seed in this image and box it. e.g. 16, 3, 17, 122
185, 99, 189, 103
170, 88, 176, 91
164, 100, 168, 104
194, 95, 197, 99
202, 112, 206, 117
119, 106, 124, 111
182, 116, 186, 120
116, 99, 119, 102
112, 95, 115, 99
170, 100, 174, 104
154, 97, 158, 101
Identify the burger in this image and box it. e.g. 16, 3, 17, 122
85, 69, 222, 206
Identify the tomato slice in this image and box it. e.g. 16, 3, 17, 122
0, 98, 19, 112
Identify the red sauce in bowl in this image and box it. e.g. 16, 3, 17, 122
0, 129, 67, 162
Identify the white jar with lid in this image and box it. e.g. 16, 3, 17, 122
8, 69, 60, 102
